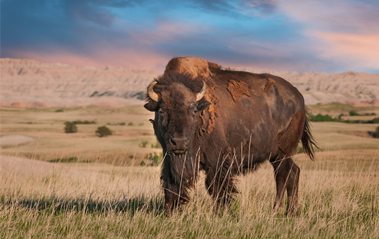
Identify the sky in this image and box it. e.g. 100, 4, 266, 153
1, 0, 379, 73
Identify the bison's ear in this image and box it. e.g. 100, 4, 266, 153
144, 101, 159, 112
197, 99, 211, 112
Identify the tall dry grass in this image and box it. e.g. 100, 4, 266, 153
1, 151, 378, 238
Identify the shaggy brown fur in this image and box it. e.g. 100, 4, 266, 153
227, 80, 251, 102
203, 83, 218, 134
145, 57, 318, 216
164, 56, 212, 78
264, 78, 276, 92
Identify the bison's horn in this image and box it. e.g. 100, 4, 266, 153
196, 81, 206, 102
147, 81, 159, 102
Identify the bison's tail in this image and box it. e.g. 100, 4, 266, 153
301, 112, 319, 161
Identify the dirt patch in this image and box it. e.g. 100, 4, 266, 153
164, 57, 212, 78
227, 80, 251, 102
0, 135, 36, 147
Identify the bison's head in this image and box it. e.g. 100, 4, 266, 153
144, 73, 211, 156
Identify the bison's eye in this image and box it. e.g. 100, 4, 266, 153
189, 104, 197, 117
158, 108, 167, 120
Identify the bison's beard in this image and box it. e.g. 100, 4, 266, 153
162, 150, 200, 189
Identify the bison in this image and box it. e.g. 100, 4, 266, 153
144, 57, 317, 216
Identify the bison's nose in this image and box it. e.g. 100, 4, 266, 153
171, 137, 189, 153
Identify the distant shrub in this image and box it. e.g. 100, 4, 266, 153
151, 141, 161, 149
349, 111, 376, 116
107, 122, 126, 126
140, 161, 146, 166
337, 113, 345, 120
310, 113, 378, 124
139, 141, 149, 148
64, 122, 78, 133
128, 122, 134, 126
309, 114, 337, 122
375, 126, 379, 138
70, 120, 96, 124
55, 109, 64, 112
144, 152, 163, 166
96, 126, 112, 137
349, 111, 360, 116
49, 157, 78, 163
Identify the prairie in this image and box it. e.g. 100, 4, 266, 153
0, 104, 379, 238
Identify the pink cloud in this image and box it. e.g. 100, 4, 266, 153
272, 0, 379, 70
278, 0, 379, 33
129, 20, 205, 45
307, 31, 379, 69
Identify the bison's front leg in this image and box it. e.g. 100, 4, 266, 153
162, 180, 192, 216
161, 159, 193, 216
205, 162, 238, 210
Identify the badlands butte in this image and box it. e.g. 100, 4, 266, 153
1, 58, 379, 107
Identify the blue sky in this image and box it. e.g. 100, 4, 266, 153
1, 0, 378, 72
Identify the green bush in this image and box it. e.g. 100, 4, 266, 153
373, 117, 379, 123
150, 152, 163, 166
349, 111, 376, 116
66, 120, 96, 124
143, 152, 163, 166
151, 141, 161, 148
309, 114, 337, 122
96, 126, 112, 137
139, 141, 149, 148
49, 157, 78, 163
107, 122, 125, 126
64, 122, 78, 133
349, 111, 360, 116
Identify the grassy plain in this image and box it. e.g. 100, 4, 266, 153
0, 105, 160, 165
0, 104, 379, 238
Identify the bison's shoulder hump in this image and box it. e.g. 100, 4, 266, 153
164, 57, 212, 78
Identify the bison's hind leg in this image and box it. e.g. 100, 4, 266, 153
270, 155, 300, 215
270, 110, 305, 215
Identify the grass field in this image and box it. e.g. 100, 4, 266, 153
1, 104, 379, 238
0, 105, 161, 165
